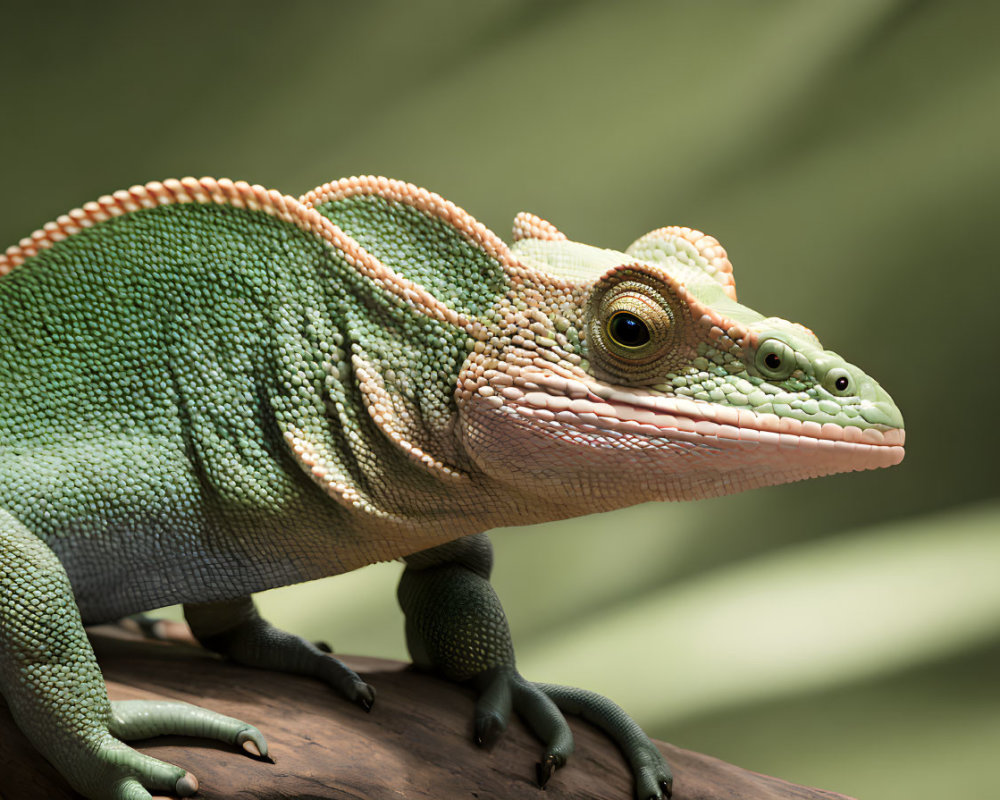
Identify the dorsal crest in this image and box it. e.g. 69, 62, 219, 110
511, 211, 567, 243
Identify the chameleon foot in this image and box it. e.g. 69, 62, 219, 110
184, 596, 376, 713
62, 700, 274, 799
64, 736, 202, 800
473, 667, 574, 788
538, 683, 672, 800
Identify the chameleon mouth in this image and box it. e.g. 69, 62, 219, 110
494, 370, 905, 470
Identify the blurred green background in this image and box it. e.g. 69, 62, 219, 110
2, 2, 998, 798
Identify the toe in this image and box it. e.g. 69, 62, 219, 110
536, 753, 565, 788
635, 762, 673, 799
473, 712, 505, 749
512, 676, 574, 770
474, 669, 513, 746
351, 680, 376, 712
175, 772, 198, 796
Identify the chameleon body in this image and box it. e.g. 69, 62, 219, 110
0, 176, 904, 799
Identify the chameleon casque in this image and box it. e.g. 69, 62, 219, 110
0, 176, 904, 800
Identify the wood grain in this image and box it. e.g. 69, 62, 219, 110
0, 625, 855, 800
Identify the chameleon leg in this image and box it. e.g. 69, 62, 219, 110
0, 508, 250, 800
398, 534, 574, 781
398, 533, 672, 799
183, 596, 375, 710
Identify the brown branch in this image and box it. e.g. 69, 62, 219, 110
0, 625, 854, 800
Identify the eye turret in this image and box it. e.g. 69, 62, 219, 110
586, 268, 685, 382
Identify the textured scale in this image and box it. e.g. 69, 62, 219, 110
0, 176, 903, 800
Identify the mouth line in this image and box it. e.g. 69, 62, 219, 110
494, 370, 905, 450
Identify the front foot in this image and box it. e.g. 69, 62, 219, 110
61, 700, 268, 800
472, 670, 671, 799
73, 735, 199, 800
539, 683, 672, 800
472, 666, 575, 787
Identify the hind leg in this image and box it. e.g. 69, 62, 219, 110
0, 508, 267, 800
184, 595, 375, 710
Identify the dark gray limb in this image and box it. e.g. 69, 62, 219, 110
398, 532, 672, 799
183, 596, 374, 711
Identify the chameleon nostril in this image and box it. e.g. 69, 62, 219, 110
822, 367, 854, 396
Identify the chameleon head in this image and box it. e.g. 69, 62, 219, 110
458, 217, 904, 513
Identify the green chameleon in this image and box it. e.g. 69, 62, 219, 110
0, 176, 904, 800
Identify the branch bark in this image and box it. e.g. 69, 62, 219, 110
0, 625, 854, 800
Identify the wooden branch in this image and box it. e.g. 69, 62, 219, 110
0, 625, 855, 800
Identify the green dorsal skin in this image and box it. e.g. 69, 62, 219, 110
0, 201, 476, 619
312, 192, 509, 317
0, 176, 904, 800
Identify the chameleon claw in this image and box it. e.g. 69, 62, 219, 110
536, 754, 560, 789
354, 682, 375, 712
175, 771, 199, 796
313, 640, 333, 653
241, 738, 261, 757
473, 714, 503, 749
237, 729, 271, 761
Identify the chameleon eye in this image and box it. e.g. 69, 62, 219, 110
755, 339, 795, 380
607, 311, 650, 349
586, 273, 681, 383
597, 291, 671, 362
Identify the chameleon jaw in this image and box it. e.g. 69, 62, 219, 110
479, 368, 905, 476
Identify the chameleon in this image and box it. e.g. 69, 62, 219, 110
0, 175, 904, 800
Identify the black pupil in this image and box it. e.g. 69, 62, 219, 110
609, 312, 650, 347
764, 353, 782, 370
835, 376, 850, 391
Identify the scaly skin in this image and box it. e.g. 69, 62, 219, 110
0, 176, 903, 799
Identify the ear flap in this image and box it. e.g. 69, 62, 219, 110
626, 226, 737, 301
292, 177, 524, 497
512, 211, 567, 243
301, 177, 513, 318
